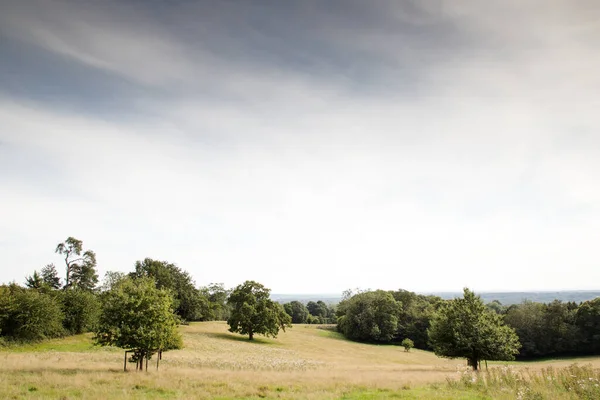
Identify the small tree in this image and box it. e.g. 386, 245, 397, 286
25, 271, 44, 290
94, 277, 182, 371
40, 264, 61, 289
428, 288, 520, 370
227, 281, 291, 340
401, 338, 414, 352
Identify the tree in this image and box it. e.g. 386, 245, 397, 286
0, 284, 64, 341
55, 237, 98, 290
337, 290, 401, 342
428, 288, 520, 370
60, 289, 100, 334
283, 301, 309, 324
40, 264, 61, 289
576, 298, 600, 354
199, 283, 230, 321
130, 258, 209, 322
307, 300, 329, 318
227, 281, 291, 340
94, 277, 182, 371
25, 271, 44, 289
401, 338, 414, 352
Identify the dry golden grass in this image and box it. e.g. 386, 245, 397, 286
2, 322, 600, 399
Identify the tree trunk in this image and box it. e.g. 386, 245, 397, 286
469, 357, 479, 371
249, 331, 254, 340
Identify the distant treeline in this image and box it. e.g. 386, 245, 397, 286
336, 288, 600, 359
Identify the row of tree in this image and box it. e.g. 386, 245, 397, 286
336, 288, 600, 369
282, 300, 336, 324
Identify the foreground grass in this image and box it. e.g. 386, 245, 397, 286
1, 322, 600, 399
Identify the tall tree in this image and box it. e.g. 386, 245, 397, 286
55, 237, 98, 290
130, 258, 209, 321
227, 281, 291, 340
199, 283, 230, 321
428, 288, 521, 370
283, 301, 309, 324
40, 264, 61, 289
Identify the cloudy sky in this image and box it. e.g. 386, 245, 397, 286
1, 0, 599, 294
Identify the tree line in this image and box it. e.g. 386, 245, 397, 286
336, 287, 600, 369
4, 236, 600, 371
0, 237, 330, 363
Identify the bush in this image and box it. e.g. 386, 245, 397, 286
401, 338, 414, 352
60, 289, 100, 334
0, 285, 64, 342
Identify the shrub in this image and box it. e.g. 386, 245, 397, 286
401, 338, 414, 352
0, 285, 64, 342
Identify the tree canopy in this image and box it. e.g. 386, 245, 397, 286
337, 290, 401, 342
130, 258, 209, 322
55, 237, 98, 291
227, 280, 291, 340
95, 277, 182, 370
428, 288, 521, 370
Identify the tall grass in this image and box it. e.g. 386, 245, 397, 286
447, 363, 600, 399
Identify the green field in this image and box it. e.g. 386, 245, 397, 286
1, 322, 599, 399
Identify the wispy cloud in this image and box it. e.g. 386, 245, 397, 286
1, 0, 599, 292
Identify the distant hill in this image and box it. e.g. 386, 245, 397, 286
428, 291, 600, 305
272, 291, 600, 306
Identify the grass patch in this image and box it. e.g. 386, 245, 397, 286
0, 333, 118, 353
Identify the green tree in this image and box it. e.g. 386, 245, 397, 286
40, 264, 61, 289
428, 288, 520, 370
337, 290, 401, 342
94, 277, 182, 371
60, 289, 100, 334
25, 271, 44, 289
0, 284, 64, 342
283, 301, 309, 324
131, 258, 209, 321
576, 298, 600, 354
199, 283, 230, 321
401, 338, 414, 352
394, 290, 442, 350
55, 237, 98, 290
227, 281, 291, 340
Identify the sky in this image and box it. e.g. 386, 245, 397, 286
1, 0, 599, 294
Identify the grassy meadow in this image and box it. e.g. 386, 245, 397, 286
1, 322, 600, 399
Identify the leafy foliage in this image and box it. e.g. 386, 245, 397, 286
283, 301, 309, 324
575, 298, 600, 354
94, 277, 182, 362
55, 237, 98, 291
428, 288, 521, 370
25, 271, 44, 290
60, 289, 100, 334
199, 283, 230, 321
40, 264, 61, 289
0, 285, 65, 341
227, 281, 291, 340
401, 338, 414, 352
337, 290, 401, 342
130, 258, 209, 322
